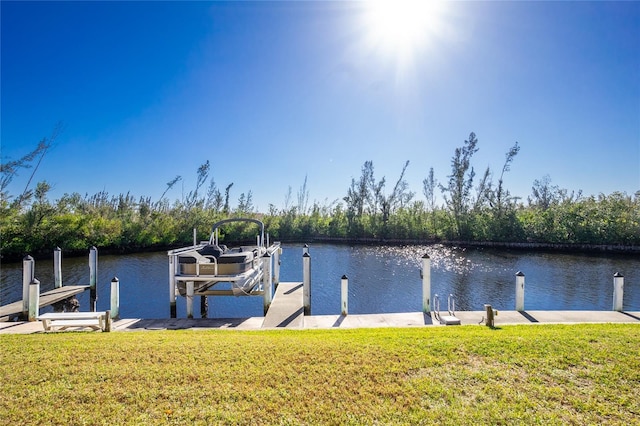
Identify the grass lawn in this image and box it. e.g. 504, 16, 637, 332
1, 324, 638, 425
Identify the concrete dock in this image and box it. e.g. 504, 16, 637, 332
2, 280, 639, 334
1, 310, 638, 334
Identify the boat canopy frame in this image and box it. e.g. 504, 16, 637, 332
209, 218, 266, 248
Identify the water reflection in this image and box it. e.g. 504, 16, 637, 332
1, 244, 638, 318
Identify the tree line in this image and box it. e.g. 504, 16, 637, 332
2, 131, 638, 260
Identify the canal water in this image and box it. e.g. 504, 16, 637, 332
1, 243, 638, 318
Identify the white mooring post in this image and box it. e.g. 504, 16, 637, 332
110, 277, 120, 320
303, 251, 311, 315
89, 246, 98, 312
421, 254, 431, 313
515, 271, 525, 311
169, 254, 177, 318
193, 228, 197, 246
54, 247, 63, 288
613, 272, 624, 312
262, 252, 273, 315
28, 278, 40, 321
22, 255, 35, 318
273, 245, 281, 287
186, 281, 194, 319
341, 275, 348, 316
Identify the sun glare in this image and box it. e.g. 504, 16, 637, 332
365, 0, 445, 54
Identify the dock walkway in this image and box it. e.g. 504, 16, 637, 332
0, 285, 90, 321
262, 282, 304, 328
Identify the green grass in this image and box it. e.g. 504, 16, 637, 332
1, 324, 638, 425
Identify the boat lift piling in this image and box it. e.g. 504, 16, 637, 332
28, 279, 40, 321
303, 250, 311, 315
262, 252, 273, 315
22, 256, 35, 318
89, 246, 98, 312
54, 247, 63, 289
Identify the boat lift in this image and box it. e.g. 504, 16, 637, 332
433, 293, 461, 325
167, 218, 282, 318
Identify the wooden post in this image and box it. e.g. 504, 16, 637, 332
303, 251, 311, 315
341, 275, 348, 316
484, 304, 495, 328
22, 255, 35, 318
186, 281, 194, 319
110, 277, 120, 320
54, 247, 63, 288
421, 254, 431, 313
89, 246, 98, 312
613, 272, 624, 311
28, 278, 40, 321
169, 254, 177, 318
263, 252, 273, 315
104, 310, 112, 332
515, 271, 525, 312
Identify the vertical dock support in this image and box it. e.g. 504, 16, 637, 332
421, 254, 431, 313
263, 252, 273, 315
200, 296, 208, 318
303, 251, 311, 315
341, 275, 348, 316
515, 271, 525, 312
613, 272, 624, 311
28, 279, 40, 321
110, 277, 120, 320
89, 246, 98, 312
54, 247, 63, 288
273, 245, 281, 287
169, 254, 177, 318
22, 255, 35, 318
186, 281, 194, 319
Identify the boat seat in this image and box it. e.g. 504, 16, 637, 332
198, 244, 224, 257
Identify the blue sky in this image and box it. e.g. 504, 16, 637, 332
2, 1, 639, 212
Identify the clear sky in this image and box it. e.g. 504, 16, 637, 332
2, 1, 639, 212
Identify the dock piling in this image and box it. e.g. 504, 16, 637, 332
273, 245, 281, 288
28, 279, 40, 321
263, 252, 273, 315
515, 271, 525, 312
421, 254, 431, 313
186, 281, 194, 319
169, 254, 177, 318
110, 277, 120, 320
613, 272, 624, 311
303, 250, 311, 315
89, 246, 98, 312
22, 255, 35, 318
341, 275, 348, 316
54, 247, 62, 289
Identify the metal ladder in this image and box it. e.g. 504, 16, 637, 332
434, 293, 461, 325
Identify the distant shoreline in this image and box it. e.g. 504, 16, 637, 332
3, 238, 638, 263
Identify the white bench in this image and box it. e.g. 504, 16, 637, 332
38, 311, 111, 332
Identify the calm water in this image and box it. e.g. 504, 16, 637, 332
1, 243, 638, 318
